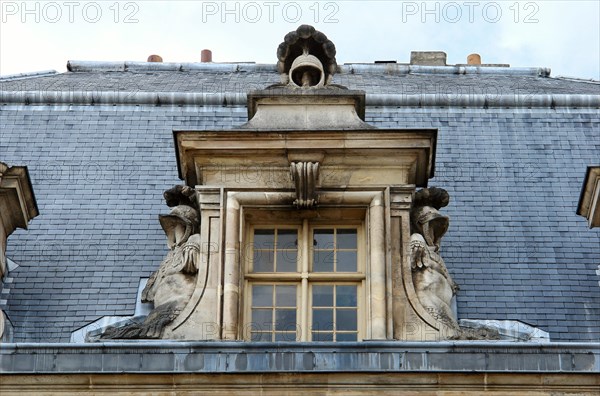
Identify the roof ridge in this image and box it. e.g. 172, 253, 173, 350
341, 64, 551, 77
66, 61, 278, 73
553, 75, 600, 84
0, 70, 58, 82
64, 60, 553, 78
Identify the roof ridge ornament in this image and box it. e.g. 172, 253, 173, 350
277, 24, 337, 87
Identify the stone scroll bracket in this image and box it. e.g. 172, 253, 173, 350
290, 161, 320, 209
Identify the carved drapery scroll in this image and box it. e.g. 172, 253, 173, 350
290, 161, 319, 208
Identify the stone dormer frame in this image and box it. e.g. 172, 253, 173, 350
169, 129, 457, 341
577, 166, 600, 228
0, 162, 38, 340
219, 189, 388, 340
0, 163, 38, 279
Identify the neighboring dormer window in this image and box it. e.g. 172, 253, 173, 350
243, 221, 365, 341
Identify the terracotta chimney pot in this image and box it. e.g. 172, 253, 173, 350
147, 54, 163, 63
201, 49, 212, 63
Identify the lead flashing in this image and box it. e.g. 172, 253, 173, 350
66, 60, 277, 73
64, 60, 552, 77
1, 90, 598, 109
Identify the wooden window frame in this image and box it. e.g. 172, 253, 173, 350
242, 222, 366, 341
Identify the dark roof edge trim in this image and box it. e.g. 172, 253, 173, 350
1, 91, 599, 108
2, 340, 599, 352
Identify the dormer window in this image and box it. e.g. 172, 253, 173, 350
243, 221, 365, 341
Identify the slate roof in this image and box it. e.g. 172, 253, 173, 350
1, 62, 599, 96
0, 62, 599, 342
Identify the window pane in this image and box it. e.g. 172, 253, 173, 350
337, 309, 357, 331
277, 229, 297, 248
312, 332, 333, 341
251, 332, 271, 342
313, 285, 333, 307
313, 250, 334, 272
312, 309, 334, 331
251, 309, 273, 331
336, 285, 357, 307
337, 251, 357, 272
254, 229, 275, 249
276, 285, 296, 307
275, 309, 297, 331
252, 285, 273, 307
253, 250, 274, 272
275, 332, 296, 342
314, 229, 334, 249
337, 229, 357, 249
276, 250, 297, 272
336, 333, 357, 342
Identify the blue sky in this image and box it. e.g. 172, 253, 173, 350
1, 0, 599, 79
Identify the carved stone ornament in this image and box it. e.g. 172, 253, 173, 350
409, 187, 460, 331
277, 24, 337, 87
290, 161, 319, 208
100, 185, 203, 339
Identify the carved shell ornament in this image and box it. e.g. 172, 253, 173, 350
277, 24, 337, 87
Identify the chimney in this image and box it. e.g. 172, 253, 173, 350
410, 51, 447, 66
147, 54, 163, 63
467, 53, 481, 65
201, 49, 212, 63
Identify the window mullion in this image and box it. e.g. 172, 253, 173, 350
301, 219, 309, 341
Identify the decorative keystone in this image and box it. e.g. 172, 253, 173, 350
290, 161, 320, 208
